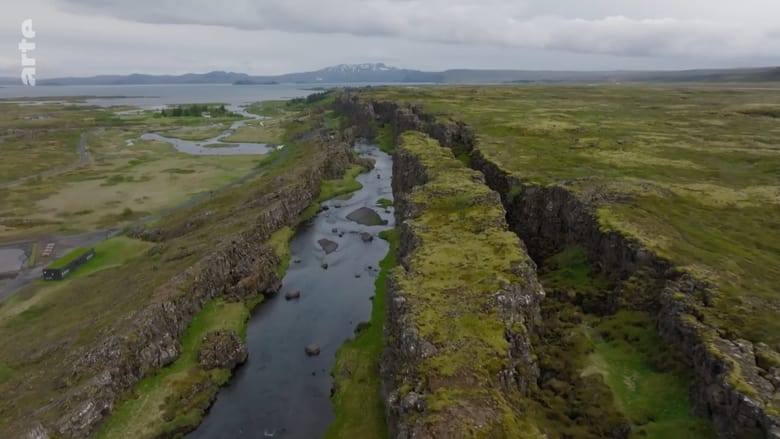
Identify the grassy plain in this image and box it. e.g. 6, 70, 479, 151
0, 103, 269, 240
363, 85, 780, 346
223, 119, 286, 144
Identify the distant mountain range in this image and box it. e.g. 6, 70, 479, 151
1, 63, 779, 86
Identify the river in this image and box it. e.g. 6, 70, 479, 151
188, 141, 394, 438
140, 105, 277, 155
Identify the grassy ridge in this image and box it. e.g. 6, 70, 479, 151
325, 229, 398, 439
391, 131, 545, 437
361, 85, 780, 348
96, 298, 255, 439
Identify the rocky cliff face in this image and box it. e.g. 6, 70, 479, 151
381, 131, 545, 437
26, 130, 357, 438
335, 92, 780, 438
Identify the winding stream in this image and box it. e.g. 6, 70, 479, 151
189, 141, 394, 438
141, 105, 278, 155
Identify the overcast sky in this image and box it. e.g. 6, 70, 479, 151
2, 0, 779, 78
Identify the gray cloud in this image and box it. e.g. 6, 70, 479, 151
0, 0, 778, 77
55, 0, 780, 59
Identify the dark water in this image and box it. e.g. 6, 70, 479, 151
189, 142, 394, 438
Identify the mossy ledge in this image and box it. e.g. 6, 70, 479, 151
383, 131, 546, 437
19, 115, 361, 438
335, 92, 780, 438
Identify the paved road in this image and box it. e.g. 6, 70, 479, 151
0, 132, 92, 190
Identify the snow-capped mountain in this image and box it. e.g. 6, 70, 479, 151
271, 63, 439, 83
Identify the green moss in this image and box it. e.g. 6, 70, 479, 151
318, 164, 369, 202
391, 131, 543, 436
324, 229, 398, 439
375, 123, 395, 154
46, 246, 94, 270
267, 226, 295, 277
591, 311, 715, 438
97, 297, 257, 439
376, 198, 393, 208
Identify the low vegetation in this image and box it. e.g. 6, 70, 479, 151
533, 246, 714, 437
96, 298, 255, 439
47, 246, 93, 270
361, 84, 780, 348
325, 229, 398, 439
389, 131, 545, 437
0, 102, 268, 240
158, 104, 237, 118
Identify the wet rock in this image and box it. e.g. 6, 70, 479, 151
284, 290, 301, 300
331, 228, 338, 234
318, 239, 339, 254
305, 344, 321, 356
346, 207, 387, 226
321, 263, 329, 270
293, 258, 302, 264
198, 330, 248, 370
360, 232, 374, 242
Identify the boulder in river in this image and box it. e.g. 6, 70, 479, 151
285, 290, 301, 300
318, 239, 339, 254
360, 232, 374, 242
305, 344, 321, 356
346, 207, 387, 226
321, 263, 329, 270
198, 330, 248, 370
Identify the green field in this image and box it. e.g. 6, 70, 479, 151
361, 85, 780, 347
0, 102, 271, 240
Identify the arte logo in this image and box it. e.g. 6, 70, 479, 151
19, 19, 36, 86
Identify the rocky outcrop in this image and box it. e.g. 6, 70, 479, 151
198, 330, 248, 370
381, 131, 545, 437
335, 91, 780, 438
25, 126, 359, 438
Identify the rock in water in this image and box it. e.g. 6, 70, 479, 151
360, 232, 374, 242
305, 344, 321, 356
321, 263, 329, 270
318, 239, 339, 254
346, 207, 387, 226
198, 330, 248, 370
285, 290, 301, 300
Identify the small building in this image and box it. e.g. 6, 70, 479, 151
43, 247, 96, 281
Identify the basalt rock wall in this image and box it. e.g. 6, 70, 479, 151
335, 91, 780, 438
27, 131, 358, 439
